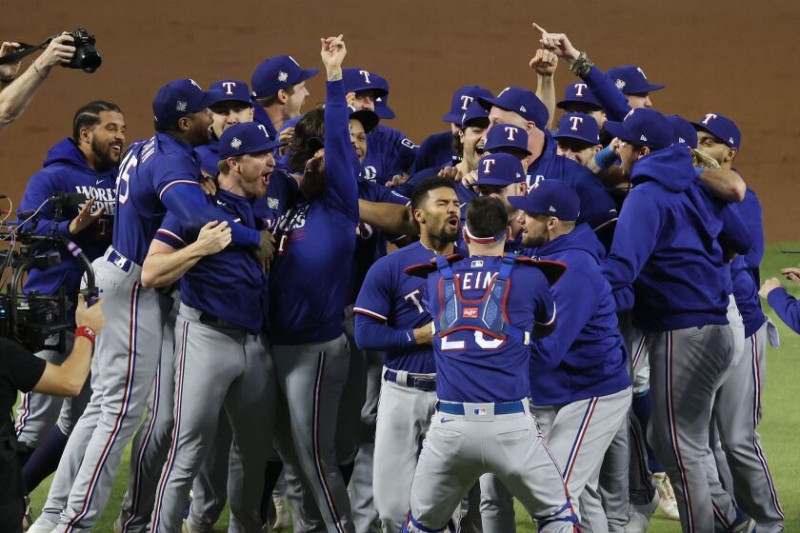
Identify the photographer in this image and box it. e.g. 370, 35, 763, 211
0, 33, 76, 135
14, 100, 123, 496
1, 295, 104, 533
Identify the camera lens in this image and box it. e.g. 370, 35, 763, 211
75, 46, 102, 73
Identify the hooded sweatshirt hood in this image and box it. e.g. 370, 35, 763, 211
630, 144, 695, 192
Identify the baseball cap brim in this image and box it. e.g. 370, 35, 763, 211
473, 176, 517, 187
629, 83, 665, 94
442, 111, 464, 124
207, 91, 251, 108
293, 67, 320, 86
553, 132, 598, 145
375, 102, 394, 120
556, 98, 602, 110
508, 195, 545, 214
603, 120, 639, 145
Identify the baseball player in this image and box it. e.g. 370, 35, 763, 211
470, 151, 528, 248
266, 35, 358, 533
353, 177, 460, 532
14, 101, 122, 495
251, 54, 318, 144
399, 195, 575, 533
518, 181, 631, 531
476, 87, 618, 229
552, 113, 602, 167
411, 85, 493, 173
556, 82, 606, 129
600, 108, 748, 532
694, 113, 784, 532
148, 121, 281, 532
28, 79, 272, 533
195, 79, 255, 177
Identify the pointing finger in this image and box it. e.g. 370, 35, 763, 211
532, 22, 548, 35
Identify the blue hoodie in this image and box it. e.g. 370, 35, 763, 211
529, 224, 630, 405
19, 138, 116, 306
603, 145, 734, 331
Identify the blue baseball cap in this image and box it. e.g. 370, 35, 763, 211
604, 108, 673, 150
461, 101, 489, 129
692, 112, 741, 149
478, 87, 549, 129
443, 85, 493, 124
607, 65, 665, 95
207, 79, 253, 107
473, 153, 526, 187
554, 113, 601, 145
484, 124, 531, 156
343, 68, 389, 97
218, 122, 285, 159
667, 115, 698, 149
509, 179, 580, 221
372, 73, 395, 119
251, 55, 319, 99
152, 79, 214, 127
349, 106, 379, 134
556, 82, 602, 110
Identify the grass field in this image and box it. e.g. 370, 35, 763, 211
24, 242, 800, 532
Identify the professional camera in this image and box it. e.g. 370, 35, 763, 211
0, 192, 98, 353
66, 28, 101, 73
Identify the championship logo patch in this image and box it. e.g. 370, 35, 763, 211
462, 307, 478, 319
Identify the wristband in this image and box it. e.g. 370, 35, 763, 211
75, 325, 97, 345
594, 145, 618, 170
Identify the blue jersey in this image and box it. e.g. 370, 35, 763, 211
372, 124, 417, 173
113, 133, 260, 266
527, 132, 618, 229
155, 189, 268, 333
528, 224, 630, 405
19, 138, 116, 307
268, 79, 359, 344
411, 131, 459, 174
354, 241, 442, 374
423, 255, 556, 403
580, 66, 633, 122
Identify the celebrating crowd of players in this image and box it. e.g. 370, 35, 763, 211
3, 22, 792, 533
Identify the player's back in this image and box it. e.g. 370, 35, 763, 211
113, 134, 199, 265
424, 255, 555, 403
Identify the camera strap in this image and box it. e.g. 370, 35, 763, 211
0, 38, 52, 65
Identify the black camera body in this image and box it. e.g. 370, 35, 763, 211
66, 28, 101, 73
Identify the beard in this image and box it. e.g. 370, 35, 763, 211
91, 137, 122, 172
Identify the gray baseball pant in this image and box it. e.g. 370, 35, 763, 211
117, 291, 180, 533
41, 254, 173, 532
272, 335, 355, 533
408, 400, 575, 533
711, 321, 784, 532
647, 322, 735, 533
150, 304, 274, 533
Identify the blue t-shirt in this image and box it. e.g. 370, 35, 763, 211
423, 255, 556, 403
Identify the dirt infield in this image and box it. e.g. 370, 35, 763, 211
2, 1, 798, 241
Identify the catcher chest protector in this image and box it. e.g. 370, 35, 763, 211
434, 254, 531, 346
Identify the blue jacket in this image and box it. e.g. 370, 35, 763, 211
603, 145, 739, 331
529, 224, 630, 404
19, 138, 116, 306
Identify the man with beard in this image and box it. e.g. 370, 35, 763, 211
353, 177, 460, 533
15, 101, 124, 505
28, 79, 273, 533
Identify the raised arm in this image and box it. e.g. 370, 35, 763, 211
0, 35, 76, 134
320, 34, 359, 221
531, 48, 558, 131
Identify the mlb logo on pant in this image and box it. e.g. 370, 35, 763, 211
473, 407, 487, 416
